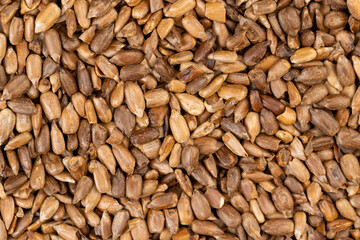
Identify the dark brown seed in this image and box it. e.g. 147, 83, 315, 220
186, 74, 212, 94
8, 97, 37, 115
114, 105, 136, 137
181, 145, 199, 174
130, 127, 160, 145
325, 160, 346, 188
309, 109, 340, 136
112, 210, 130, 239
59, 68, 78, 96
148, 192, 178, 210
278, 6, 301, 36
215, 146, 238, 169
2, 74, 31, 100
216, 204, 242, 227
90, 24, 114, 54
12, 211, 33, 238
243, 41, 269, 66
110, 50, 144, 66
77, 61, 93, 96
73, 176, 93, 204
120, 64, 151, 81
261, 95, 285, 115
177, 66, 203, 83
221, 118, 249, 140
295, 66, 328, 85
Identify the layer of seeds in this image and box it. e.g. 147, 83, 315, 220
0, 0, 360, 239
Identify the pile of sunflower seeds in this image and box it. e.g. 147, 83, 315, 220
1, 0, 360, 239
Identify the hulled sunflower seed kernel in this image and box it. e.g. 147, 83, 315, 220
0, 0, 358, 239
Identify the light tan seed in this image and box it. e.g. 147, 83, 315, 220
336, 198, 357, 221
277, 107, 297, 125
157, 18, 174, 40
218, 84, 248, 101
0, 34, 6, 64
53, 224, 80, 240
34, 3, 61, 33
112, 144, 136, 174
165, 0, 196, 17
60, 103, 80, 134
0, 196, 14, 230
40, 197, 59, 222
9, 17, 24, 45
222, 132, 247, 157
88, 160, 111, 193
4, 132, 32, 151
26, 54, 42, 87
125, 82, 145, 118
181, 15, 207, 41
290, 47, 317, 64
170, 109, 190, 143
205, 2, 226, 23
175, 93, 204, 116
0, 109, 16, 146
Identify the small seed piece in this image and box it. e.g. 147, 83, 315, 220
205, 2, 226, 23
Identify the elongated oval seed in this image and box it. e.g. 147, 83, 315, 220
112, 144, 136, 174
242, 212, 261, 239
337, 55, 355, 87
0, 196, 14, 230
165, 0, 196, 17
262, 219, 294, 235
0, 109, 16, 146
222, 132, 247, 157
125, 82, 145, 118
88, 160, 111, 193
290, 47, 317, 64
40, 197, 59, 222
60, 103, 80, 134
245, 112, 260, 143
2, 74, 31, 100
0, 34, 6, 64
53, 224, 80, 240
191, 190, 211, 220
26, 54, 42, 87
40, 91, 61, 120
170, 110, 190, 143
176, 93, 204, 116
35, 3, 61, 33
309, 109, 340, 136
4, 132, 33, 151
